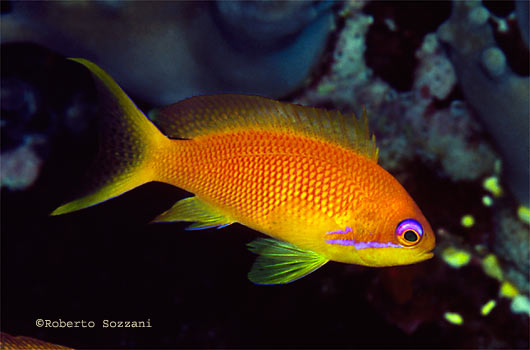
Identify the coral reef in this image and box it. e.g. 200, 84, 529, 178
1, 44, 97, 192
434, 0, 530, 306
437, 0, 529, 206
1, 135, 45, 190
297, 3, 498, 183
1, 75, 44, 190
1, 1, 335, 106
494, 208, 530, 295
296, 0, 529, 346
1, 1, 528, 349
213, 1, 334, 51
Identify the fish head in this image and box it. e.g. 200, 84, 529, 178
354, 197, 435, 267
325, 184, 435, 267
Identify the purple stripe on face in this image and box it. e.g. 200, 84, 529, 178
325, 239, 402, 250
352, 241, 403, 249
325, 226, 353, 235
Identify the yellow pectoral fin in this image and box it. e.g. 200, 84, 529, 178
247, 238, 329, 285
152, 196, 234, 230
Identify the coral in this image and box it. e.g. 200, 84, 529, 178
444, 312, 464, 325
0, 135, 45, 190
1, 44, 98, 192
512, 294, 530, 316
515, 0, 529, 48
1, 1, 528, 349
482, 253, 504, 281
460, 214, 475, 228
413, 34, 456, 100
362, 1, 451, 91
296, 1, 527, 303
413, 105, 497, 181
1, 1, 335, 106
437, 0, 530, 205
483, 175, 503, 197
442, 246, 471, 268
1, 66, 45, 190
298, 9, 499, 182
213, 1, 334, 51
296, 2, 375, 108
518, 205, 530, 224
493, 208, 530, 295
295, 1, 528, 346
480, 299, 497, 316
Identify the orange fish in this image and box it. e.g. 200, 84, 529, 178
1, 331, 73, 349
52, 58, 435, 284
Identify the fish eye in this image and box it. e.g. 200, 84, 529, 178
396, 219, 423, 246
404, 230, 419, 242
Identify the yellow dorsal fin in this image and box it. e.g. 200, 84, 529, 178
150, 94, 378, 162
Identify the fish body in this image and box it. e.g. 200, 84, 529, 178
155, 129, 429, 267
53, 59, 435, 284
0, 331, 73, 350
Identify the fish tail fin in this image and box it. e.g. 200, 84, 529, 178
51, 58, 170, 216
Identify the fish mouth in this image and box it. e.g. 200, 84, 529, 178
419, 250, 434, 261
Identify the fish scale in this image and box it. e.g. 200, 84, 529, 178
160, 132, 351, 226
151, 129, 402, 261
52, 58, 435, 284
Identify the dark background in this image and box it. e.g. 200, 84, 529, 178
0, 43, 442, 350
2, 1, 529, 348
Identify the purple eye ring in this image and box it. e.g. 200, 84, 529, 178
395, 219, 423, 245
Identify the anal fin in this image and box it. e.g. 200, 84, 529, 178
247, 238, 329, 285
153, 196, 233, 230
